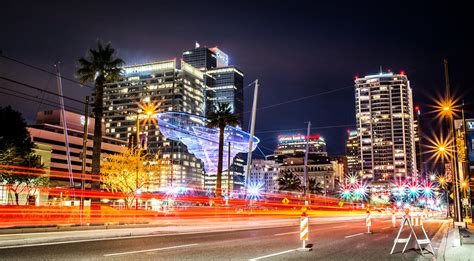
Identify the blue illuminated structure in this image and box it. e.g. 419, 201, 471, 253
156, 112, 259, 173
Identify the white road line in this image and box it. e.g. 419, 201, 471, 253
382, 227, 391, 230
344, 232, 365, 239
332, 225, 348, 228
103, 243, 198, 257
274, 231, 299, 236
249, 249, 296, 260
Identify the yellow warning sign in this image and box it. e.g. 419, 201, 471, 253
282, 197, 290, 205
450, 193, 454, 199
338, 201, 344, 208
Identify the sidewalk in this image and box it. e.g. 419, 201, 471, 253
442, 219, 474, 260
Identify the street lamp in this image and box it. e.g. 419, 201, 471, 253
134, 102, 159, 210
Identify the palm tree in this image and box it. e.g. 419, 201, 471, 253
207, 103, 239, 198
308, 177, 324, 195
277, 171, 302, 192
75, 41, 124, 192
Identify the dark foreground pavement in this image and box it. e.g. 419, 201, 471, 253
0, 216, 448, 260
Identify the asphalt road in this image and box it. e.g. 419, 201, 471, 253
0, 216, 447, 260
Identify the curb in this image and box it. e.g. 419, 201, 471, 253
434, 220, 451, 260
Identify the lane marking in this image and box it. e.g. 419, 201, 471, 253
382, 227, 391, 230
332, 225, 348, 228
274, 231, 299, 236
344, 232, 365, 238
103, 243, 198, 257
249, 249, 296, 260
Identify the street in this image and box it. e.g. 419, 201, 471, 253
0, 216, 448, 260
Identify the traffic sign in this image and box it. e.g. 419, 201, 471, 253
282, 197, 290, 205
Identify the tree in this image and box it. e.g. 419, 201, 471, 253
206, 103, 239, 198
277, 171, 302, 192
308, 177, 324, 195
101, 148, 163, 208
75, 41, 124, 192
0, 106, 47, 205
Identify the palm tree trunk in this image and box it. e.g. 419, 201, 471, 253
216, 126, 225, 198
91, 81, 103, 222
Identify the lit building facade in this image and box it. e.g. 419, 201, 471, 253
182, 47, 217, 70
28, 110, 126, 188
206, 67, 244, 125
454, 118, 474, 219
182, 45, 246, 191
413, 105, 424, 174
354, 71, 417, 181
247, 159, 280, 194
275, 134, 327, 157
345, 130, 360, 175
279, 156, 336, 190
102, 60, 206, 189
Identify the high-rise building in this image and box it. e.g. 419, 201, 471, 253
354, 71, 417, 181
206, 67, 244, 124
102, 60, 206, 189
275, 134, 327, 157
413, 105, 424, 174
182, 45, 245, 192
182, 47, 217, 70
345, 130, 360, 175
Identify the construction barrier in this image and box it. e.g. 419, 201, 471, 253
390, 210, 434, 256
365, 210, 371, 233
392, 210, 397, 228
298, 207, 311, 251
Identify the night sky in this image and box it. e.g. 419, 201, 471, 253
1, 0, 472, 156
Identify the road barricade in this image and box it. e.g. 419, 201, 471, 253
390, 211, 434, 256
297, 207, 311, 251
365, 210, 372, 233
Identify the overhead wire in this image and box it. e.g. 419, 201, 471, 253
0, 76, 87, 105
0, 54, 95, 89
0, 89, 83, 115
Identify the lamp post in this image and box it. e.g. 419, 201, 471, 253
134, 105, 156, 211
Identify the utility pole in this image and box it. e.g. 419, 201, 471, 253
245, 80, 259, 199
80, 96, 89, 224
227, 141, 230, 201
227, 142, 231, 201
135, 111, 141, 210
444, 59, 462, 222
55, 63, 74, 195
303, 121, 311, 197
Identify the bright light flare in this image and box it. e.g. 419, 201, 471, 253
425, 131, 454, 165
408, 181, 420, 198
247, 182, 264, 200
138, 101, 160, 127
430, 94, 461, 121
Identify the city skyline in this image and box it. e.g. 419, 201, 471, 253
1, 1, 472, 156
